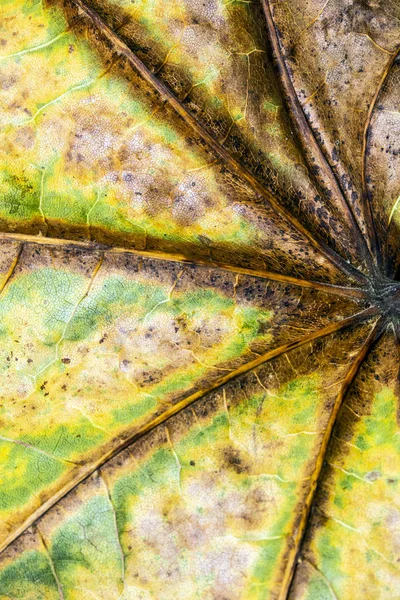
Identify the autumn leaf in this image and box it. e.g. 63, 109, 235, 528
0, 0, 400, 598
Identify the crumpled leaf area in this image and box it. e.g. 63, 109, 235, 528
0, 0, 400, 598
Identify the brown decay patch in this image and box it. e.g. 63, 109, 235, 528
0, 232, 369, 299
13, 240, 103, 278
365, 57, 400, 279
221, 446, 251, 475
261, 0, 375, 275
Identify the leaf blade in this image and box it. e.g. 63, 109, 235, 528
0, 237, 371, 554
0, 318, 377, 598
290, 328, 400, 598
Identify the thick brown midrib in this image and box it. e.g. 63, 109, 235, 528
277, 317, 385, 600
0, 306, 378, 555
362, 49, 400, 275
0, 232, 369, 299
261, 0, 376, 275
65, 0, 367, 285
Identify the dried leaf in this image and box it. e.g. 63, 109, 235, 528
0, 0, 399, 598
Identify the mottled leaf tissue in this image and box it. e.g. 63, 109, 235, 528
0, 0, 400, 598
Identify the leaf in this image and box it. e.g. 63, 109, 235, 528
0, 0, 399, 598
